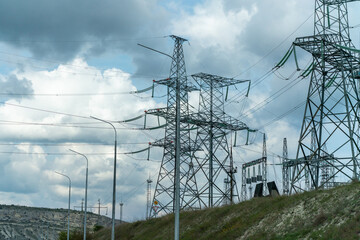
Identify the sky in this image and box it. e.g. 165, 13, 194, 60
0, 0, 360, 222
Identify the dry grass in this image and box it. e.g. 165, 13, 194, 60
93, 181, 360, 240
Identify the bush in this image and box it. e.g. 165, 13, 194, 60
58, 230, 94, 240
93, 225, 104, 232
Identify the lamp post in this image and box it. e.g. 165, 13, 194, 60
69, 149, 89, 240
90, 116, 117, 240
55, 171, 71, 240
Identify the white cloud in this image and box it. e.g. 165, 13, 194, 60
172, 0, 257, 50
0, 59, 160, 220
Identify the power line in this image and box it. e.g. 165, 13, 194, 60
241, 74, 306, 118
0, 85, 159, 97
2, 102, 90, 119
0, 150, 156, 158
232, 12, 313, 78
223, 13, 314, 108
259, 100, 306, 129
0, 36, 167, 43
0, 142, 150, 146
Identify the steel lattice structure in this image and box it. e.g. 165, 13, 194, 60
147, 36, 250, 217
241, 134, 267, 200
282, 138, 290, 195
187, 73, 249, 207
148, 35, 201, 217
290, 0, 360, 193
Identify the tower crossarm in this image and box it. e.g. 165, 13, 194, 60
191, 72, 249, 88
149, 138, 174, 148
146, 107, 169, 119
155, 77, 199, 92
242, 157, 266, 169
284, 154, 338, 167
294, 34, 360, 71
146, 108, 248, 131
182, 113, 248, 131
149, 137, 201, 152
320, 0, 359, 4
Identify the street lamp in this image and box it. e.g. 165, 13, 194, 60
55, 171, 71, 240
90, 116, 117, 240
69, 149, 89, 240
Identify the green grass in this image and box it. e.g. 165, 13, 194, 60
93, 182, 360, 240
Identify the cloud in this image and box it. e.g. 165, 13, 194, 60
0, 74, 33, 101
0, 59, 161, 218
0, 0, 172, 82
172, 0, 257, 50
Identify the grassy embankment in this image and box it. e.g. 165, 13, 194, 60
94, 182, 360, 240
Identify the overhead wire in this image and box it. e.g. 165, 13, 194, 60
2, 101, 91, 119
223, 13, 313, 108
231, 12, 313, 78
0, 142, 150, 146
240, 71, 308, 118
259, 100, 307, 129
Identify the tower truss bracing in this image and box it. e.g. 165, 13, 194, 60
149, 35, 201, 217
147, 36, 251, 217
184, 73, 249, 207
291, 0, 360, 193
282, 138, 290, 195
146, 177, 152, 219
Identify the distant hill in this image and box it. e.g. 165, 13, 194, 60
94, 181, 360, 240
0, 204, 119, 240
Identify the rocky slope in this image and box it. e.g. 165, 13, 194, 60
0, 205, 117, 240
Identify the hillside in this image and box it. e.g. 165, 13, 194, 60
0, 205, 116, 240
94, 181, 360, 240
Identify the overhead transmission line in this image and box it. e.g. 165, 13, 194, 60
0, 142, 150, 147
224, 12, 313, 107
240, 68, 309, 118
232, 12, 313, 79
258, 100, 306, 129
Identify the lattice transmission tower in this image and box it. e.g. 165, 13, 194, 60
291, 0, 360, 193
185, 73, 249, 207
146, 35, 251, 217
148, 35, 201, 217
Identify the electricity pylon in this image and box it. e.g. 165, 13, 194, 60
187, 73, 249, 207
147, 37, 251, 217
148, 35, 201, 217
292, 0, 360, 193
